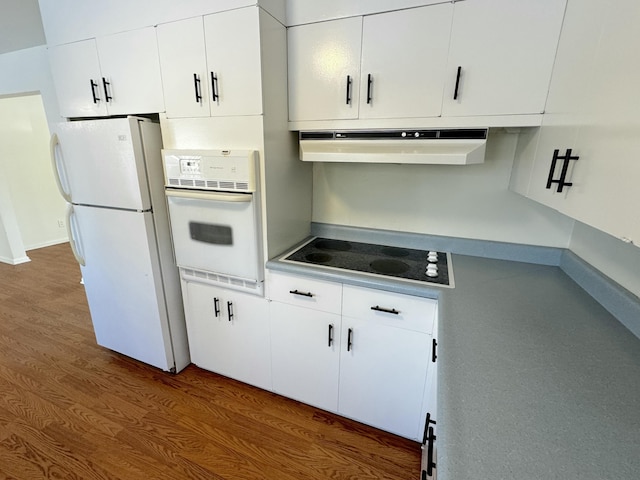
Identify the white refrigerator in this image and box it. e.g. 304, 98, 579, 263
50, 116, 190, 373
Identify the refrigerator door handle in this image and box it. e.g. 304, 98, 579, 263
66, 204, 86, 266
49, 133, 73, 203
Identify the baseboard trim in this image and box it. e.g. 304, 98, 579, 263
0, 255, 31, 265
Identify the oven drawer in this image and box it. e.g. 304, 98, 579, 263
342, 285, 436, 334
267, 272, 342, 314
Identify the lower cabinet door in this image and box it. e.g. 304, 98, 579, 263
270, 302, 340, 412
184, 281, 271, 390
338, 317, 431, 440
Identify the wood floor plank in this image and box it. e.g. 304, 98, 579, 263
0, 243, 421, 479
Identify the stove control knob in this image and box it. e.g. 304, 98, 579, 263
427, 252, 438, 263
401, 131, 407, 137
426, 265, 439, 277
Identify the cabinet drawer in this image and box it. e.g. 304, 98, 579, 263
342, 285, 436, 334
267, 272, 342, 314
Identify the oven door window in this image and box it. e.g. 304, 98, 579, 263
189, 223, 233, 245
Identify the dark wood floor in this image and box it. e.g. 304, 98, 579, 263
0, 243, 420, 479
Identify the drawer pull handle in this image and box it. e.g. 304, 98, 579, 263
426, 426, 437, 476
432, 338, 437, 363
371, 305, 399, 315
347, 328, 353, 351
213, 297, 220, 318
328, 324, 334, 347
227, 301, 233, 321
289, 289, 313, 298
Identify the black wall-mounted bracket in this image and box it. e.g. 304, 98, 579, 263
546, 148, 579, 193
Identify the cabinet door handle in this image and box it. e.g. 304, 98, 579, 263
432, 338, 437, 363
422, 412, 437, 445
371, 305, 399, 315
102, 77, 112, 102
90, 79, 99, 103
289, 289, 313, 298
227, 301, 233, 321
366, 73, 373, 104
426, 426, 437, 476
345, 75, 352, 105
213, 297, 220, 318
453, 66, 462, 100
546, 148, 579, 192
347, 328, 353, 351
328, 324, 334, 347
210, 72, 219, 101
193, 73, 202, 103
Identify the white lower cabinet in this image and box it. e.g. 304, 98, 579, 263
268, 272, 437, 441
182, 280, 271, 390
270, 302, 341, 412
338, 315, 432, 439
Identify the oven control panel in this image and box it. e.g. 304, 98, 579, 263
163, 149, 257, 192
179, 157, 201, 174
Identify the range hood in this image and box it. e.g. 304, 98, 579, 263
298, 129, 488, 165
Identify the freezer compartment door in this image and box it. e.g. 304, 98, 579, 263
52, 117, 154, 210
71, 204, 177, 371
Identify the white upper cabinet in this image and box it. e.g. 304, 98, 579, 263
510, 0, 640, 245
49, 27, 164, 118
96, 28, 165, 116
287, 16, 363, 122
157, 7, 263, 119
204, 7, 263, 117
156, 17, 210, 118
287, 0, 567, 128
288, 4, 453, 123
358, 4, 452, 120
442, 0, 566, 117
48, 40, 108, 118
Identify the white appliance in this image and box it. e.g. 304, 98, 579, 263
298, 128, 488, 165
50, 116, 190, 373
163, 149, 264, 295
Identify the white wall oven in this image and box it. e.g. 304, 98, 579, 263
163, 149, 263, 295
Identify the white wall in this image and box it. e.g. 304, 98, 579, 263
0, 0, 45, 54
569, 222, 640, 297
0, 45, 61, 124
0, 162, 30, 264
0, 94, 68, 251
0, 46, 66, 261
312, 130, 576, 247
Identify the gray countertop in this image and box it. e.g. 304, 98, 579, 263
268, 228, 640, 479
438, 254, 640, 480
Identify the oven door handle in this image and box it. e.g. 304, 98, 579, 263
165, 189, 252, 203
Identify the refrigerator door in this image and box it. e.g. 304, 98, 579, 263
69, 204, 176, 371
52, 117, 151, 210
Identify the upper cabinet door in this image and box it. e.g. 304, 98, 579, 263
359, 4, 452, 119
49, 39, 108, 118
96, 27, 165, 116
204, 7, 263, 117
288, 16, 363, 122
157, 17, 211, 119
442, 0, 567, 117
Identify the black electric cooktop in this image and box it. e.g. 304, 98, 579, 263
281, 237, 453, 288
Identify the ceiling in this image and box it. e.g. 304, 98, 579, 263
0, 0, 46, 55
